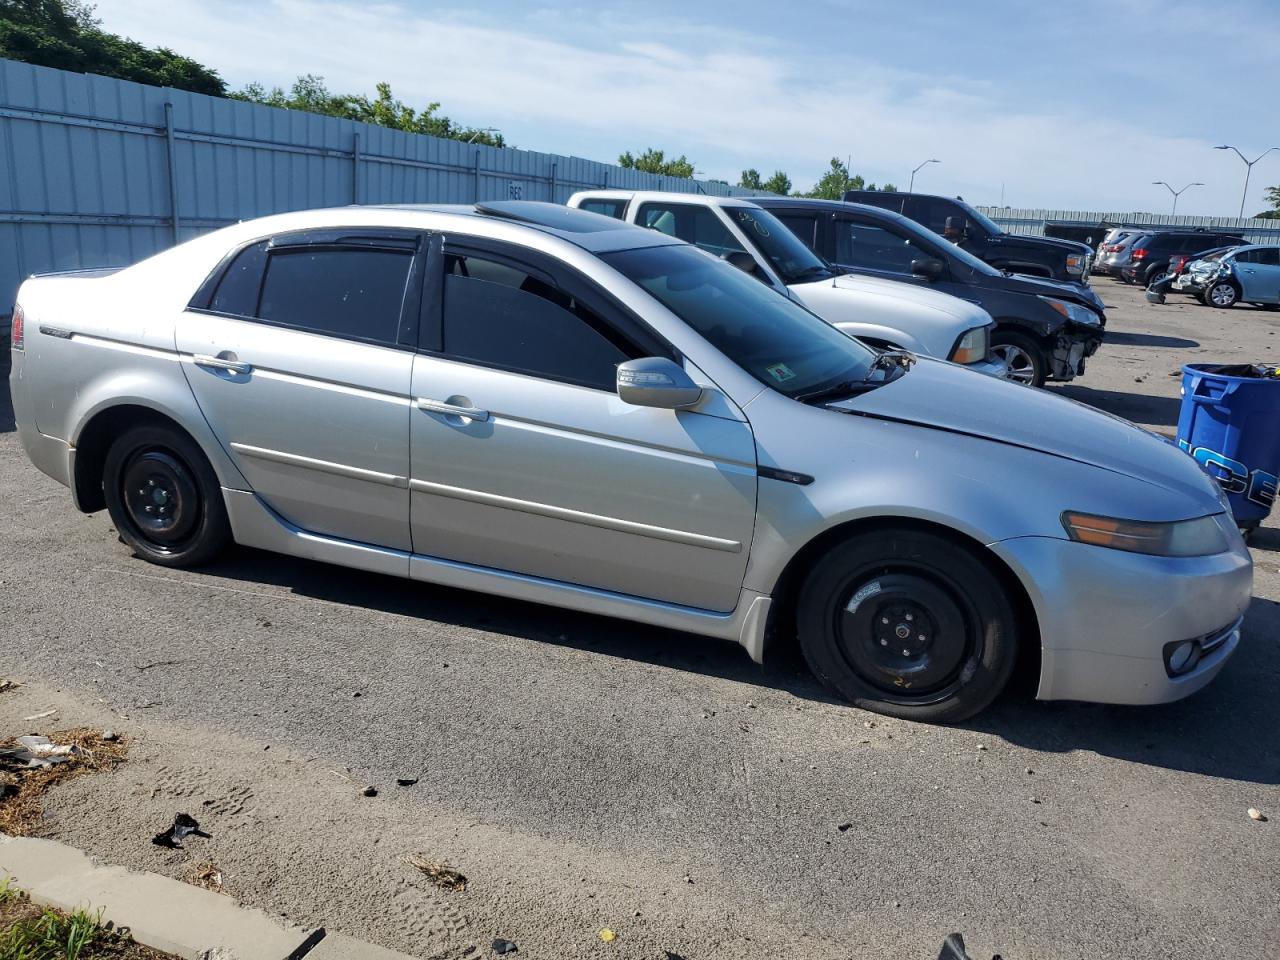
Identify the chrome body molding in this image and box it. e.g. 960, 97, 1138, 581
230, 442, 408, 488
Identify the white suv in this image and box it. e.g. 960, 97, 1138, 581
568, 191, 1006, 377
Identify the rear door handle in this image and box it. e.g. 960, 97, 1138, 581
416, 397, 490, 422
194, 354, 252, 374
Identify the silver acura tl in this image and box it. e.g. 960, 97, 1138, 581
8, 202, 1252, 721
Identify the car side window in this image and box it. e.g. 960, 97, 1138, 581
834, 218, 929, 274
252, 246, 413, 345
635, 203, 747, 258
905, 197, 958, 235
578, 198, 626, 220
209, 241, 269, 316
776, 214, 819, 251
1234, 248, 1264, 264
1257, 248, 1280, 267
440, 252, 641, 391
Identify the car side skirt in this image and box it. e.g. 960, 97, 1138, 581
221, 488, 773, 661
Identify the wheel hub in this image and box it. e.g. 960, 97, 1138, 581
121, 450, 199, 547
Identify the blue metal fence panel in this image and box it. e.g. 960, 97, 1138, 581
0, 57, 764, 319
977, 206, 1280, 243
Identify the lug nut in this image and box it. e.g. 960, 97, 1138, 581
902, 649, 911, 656
905, 613, 914, 621
879, 638, 888, 646
918, 634, 926, 642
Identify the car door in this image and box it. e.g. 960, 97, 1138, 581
1237, 247, 1280, 302
176, 228, 424, 551
407, 239, 757, 612
825, 214, 963, 297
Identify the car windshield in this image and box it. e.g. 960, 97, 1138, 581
725, 206, 837, 284
603, 244, 876, 400
959, 202, 1003, 236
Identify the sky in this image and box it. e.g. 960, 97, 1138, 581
95, 0, 1280, 217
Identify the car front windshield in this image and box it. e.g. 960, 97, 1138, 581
603, 244, 875, 400
725, 206, 836, 284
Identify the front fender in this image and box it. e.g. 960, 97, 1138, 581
831, 321, 927, 353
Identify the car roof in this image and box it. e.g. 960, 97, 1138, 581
753, 195, 922, 226
367, 201, 682, 254
569, 189, 762, 210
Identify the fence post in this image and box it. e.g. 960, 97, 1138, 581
473, 150, 481, 201
550, 162, 557, 203
352, 131, 362, 204
163, 100, 180, 245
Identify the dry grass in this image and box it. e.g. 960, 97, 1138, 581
186, 864, 223, 894
406, 854, 467, 892
0, 729, 127, 837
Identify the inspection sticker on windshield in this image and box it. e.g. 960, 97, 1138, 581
766, 362, 796, 383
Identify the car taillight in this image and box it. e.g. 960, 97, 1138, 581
1131, 247, 1147, 260
10, 303, 22, 351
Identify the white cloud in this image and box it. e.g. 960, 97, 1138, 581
93, 0, 1276, 214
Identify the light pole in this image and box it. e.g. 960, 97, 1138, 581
1151, 180, 1203, 216
908, 158, 939, 193
1214, 145, 1279, 218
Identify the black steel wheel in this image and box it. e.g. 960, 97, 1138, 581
796, 529, 1019, 722
103, 423, 230, 567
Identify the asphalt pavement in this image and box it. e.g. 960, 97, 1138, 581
1, 279, 1277, 959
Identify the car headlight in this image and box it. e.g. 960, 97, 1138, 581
1060, 511, 1233, 557
1038, 295, 1101, 326
1065, 253, 1086, 275
949, 325, 990, 365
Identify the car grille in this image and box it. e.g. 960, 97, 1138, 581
1199, 620, 1239, 657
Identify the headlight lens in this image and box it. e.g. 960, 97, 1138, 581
1065, 254, 1086, 274
1061, 511, 1233, 557
1039, 295, 1101, 326
949, 325, 990, 365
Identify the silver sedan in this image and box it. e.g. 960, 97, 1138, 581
9, 201, 1252, 721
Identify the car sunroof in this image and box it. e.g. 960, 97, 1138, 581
474, 201, 624, 233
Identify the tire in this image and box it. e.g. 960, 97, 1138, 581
796, 529, 1019, 723
103, 423, 231, 567
1206, 280, 1239, 309
990, 329, 1047, 387
1144, 264, 1169, 287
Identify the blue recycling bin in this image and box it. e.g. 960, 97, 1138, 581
1177, 363, 1280, 532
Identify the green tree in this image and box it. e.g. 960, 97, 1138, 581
800, 158, 864, 199
1254, 185, 1280, 219
762, 170, 792, 195
232, 76, 505, 147
618, 148, 695, 178
0, 0, 226, 94
739, 168, 763, 189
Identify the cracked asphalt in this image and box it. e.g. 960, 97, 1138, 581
1, 279, 1278, 959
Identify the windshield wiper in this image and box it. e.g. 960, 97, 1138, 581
789, 265, 834, 281
794, 379, 870, 405
796, 351, 916, 406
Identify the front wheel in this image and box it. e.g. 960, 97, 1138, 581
990, 329, 1047, 387
1206, 280, 1239, 308
103, 424, 231, 567
796, 529, 1019, 723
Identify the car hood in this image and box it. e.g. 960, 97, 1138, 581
997, 233, 1093, 256
988, 270, 1106, 316
807, 273, 990, 325
830, 358, 1224, 514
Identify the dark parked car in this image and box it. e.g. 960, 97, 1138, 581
756, 197, 1106, 387
1119, 230, 1246, 286
844, 190, 1094, 285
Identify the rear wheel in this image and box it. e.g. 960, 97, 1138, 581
1207, 280, 1239, 308
991, 329, 1047, 387
103, 424, 230, 567
796, 529, 1019, 723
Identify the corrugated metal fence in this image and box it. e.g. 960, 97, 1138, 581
977, 206, 1280, 243
0, 58, 763, 321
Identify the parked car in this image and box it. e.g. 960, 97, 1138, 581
1178, 244, 1280, 308
842, 190, 1094, 285
1094, 228, 1146, 273
1120, 230, 1247, 286
1169, 246, 1241, 299
1096, 231, 1149, 279
10, 202, 1252, 722
567, 190, 1004, 377
751, 197, 1106, 387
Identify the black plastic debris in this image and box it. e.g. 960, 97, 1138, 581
938, 933, 1003, 960
491, 938, 519, 954
396, 777, 418, 787
152, 813, 211, 849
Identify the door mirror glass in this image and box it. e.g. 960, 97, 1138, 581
910, 257, 945, 280
617, 357, 702, 409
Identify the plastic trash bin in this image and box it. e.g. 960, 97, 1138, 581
1177, 363, 1280, 534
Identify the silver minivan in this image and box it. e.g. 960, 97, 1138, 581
9, 202, 1252, 722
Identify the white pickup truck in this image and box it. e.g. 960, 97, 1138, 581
568, 190, 1006, 378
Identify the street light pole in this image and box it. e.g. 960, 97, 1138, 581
908, 158, 939, 193
1151, 180, 1204, 216
1214, 145, 1280, 218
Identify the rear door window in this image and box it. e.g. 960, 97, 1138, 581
578, 198, 627, 220
635, 202, 748, 258
776, 213, 819, 251
904, 196, 961, 234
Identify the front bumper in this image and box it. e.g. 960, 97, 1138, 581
990, 531, 1252, 705
1046, 326, 1103, 381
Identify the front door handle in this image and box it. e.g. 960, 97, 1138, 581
194, 354, 252, 374
416, 397, 490, 422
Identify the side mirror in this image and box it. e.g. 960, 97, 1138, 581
721, 251, 757, 275
911, 257, 945, 280
617, 357, 702, 409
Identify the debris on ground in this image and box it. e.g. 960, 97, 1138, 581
406, 854, 467, 891
152, 812, 212, 849
491, 937, 518, 954
0, 678, 18, 694
190, 863, 224, 892
599, 928, 616, 943
103, 729, 120, 742
0, 728, 127, 835
396, 776, 418, 786
361, 785, 378, 797
837, 823, 853, 832
21, 708, 57, 721
1248, 807, 1267, 822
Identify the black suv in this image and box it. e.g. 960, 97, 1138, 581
756, 197, 1106, 387
1118, 230, 1244, 286
844, 190, 1094, 286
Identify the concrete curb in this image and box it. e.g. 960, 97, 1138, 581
0, 834, 417, 960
